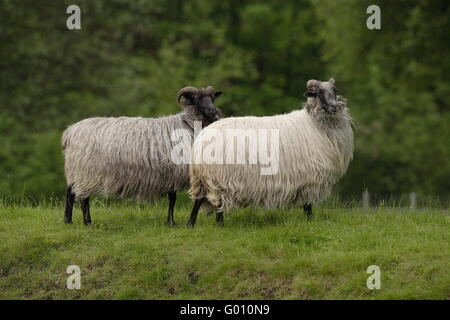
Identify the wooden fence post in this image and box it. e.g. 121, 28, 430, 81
409, 192, 417, 209
362, 189, 370, 211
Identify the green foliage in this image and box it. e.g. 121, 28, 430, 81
0, 0, 448, 199
315, 0, 450, 196
0, 202, 448, 299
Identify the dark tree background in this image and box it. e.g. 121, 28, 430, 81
0, 0, 448, 200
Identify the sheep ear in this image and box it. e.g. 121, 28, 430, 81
214, 91, 222, 99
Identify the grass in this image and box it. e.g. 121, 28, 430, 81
0, 195, 449, 300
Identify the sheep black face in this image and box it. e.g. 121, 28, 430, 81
304, 78, 339, 114
177, 86, 222, 125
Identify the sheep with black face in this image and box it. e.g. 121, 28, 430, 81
62, 86, 222, 226
188, 78, 353, 227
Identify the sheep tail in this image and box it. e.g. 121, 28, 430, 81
189, 167, 221, 214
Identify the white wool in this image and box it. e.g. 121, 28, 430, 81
190, 96, 353, 212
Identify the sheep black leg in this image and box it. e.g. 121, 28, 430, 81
64, 186, 75, 224
81, 197, 91, 226
187, 197, 204, 228
216, 211, 224, 227
303, 203, 312, 220
166, 192, 176, 227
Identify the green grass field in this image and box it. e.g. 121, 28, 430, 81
0, 196, 448, 300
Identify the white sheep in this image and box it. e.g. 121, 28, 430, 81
187, 78, 353, 227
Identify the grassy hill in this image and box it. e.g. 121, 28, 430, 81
0, 197, 448, 299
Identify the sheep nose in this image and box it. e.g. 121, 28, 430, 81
207, 106, 220, 119
328, 103, 337, 113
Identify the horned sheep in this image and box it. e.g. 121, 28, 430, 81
187, 78, 353, 227
62, 86, 222, 226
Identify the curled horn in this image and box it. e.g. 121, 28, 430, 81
177, 86, 198, 104
306, 79, 322, 89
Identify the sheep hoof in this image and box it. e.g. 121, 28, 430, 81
166, 220, 176, 228
216, 212, 224, 227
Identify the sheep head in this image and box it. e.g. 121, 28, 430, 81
177, 86, 223, 126
304, 78, 339, 114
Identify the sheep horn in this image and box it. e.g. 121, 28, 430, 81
306, 79, 322, 89
177, 86, 198, 103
